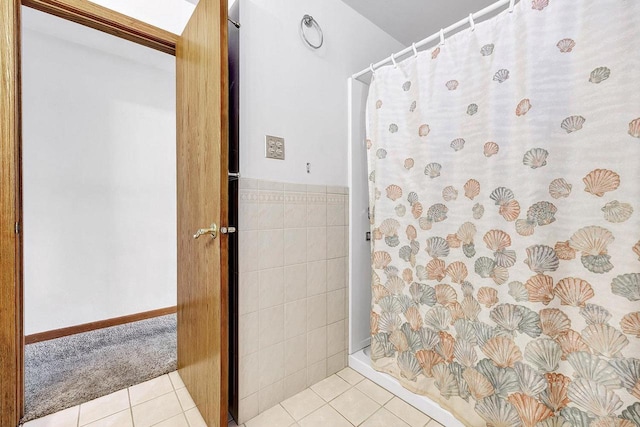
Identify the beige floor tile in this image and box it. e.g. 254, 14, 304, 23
355, 378, 394, 405
245, 404, 295, 427
175, 387, 196, 411
168, 371, 186, 390
360, 407, 410, 427
184, 408, 207, 427
79, 389, 130, 426
83, 409, 132, 427
131, 392, 182, 427
154, 413, 189, 427
281, 389, 325, 421
24, 405, 79, 427
309, 375, 350, 402
26, 363, 443, 427
128, 375, 174, 406
329, 387, 379, 425
298, 405, 351, 427
335, 367, 364, 386
385, 397, 431, 427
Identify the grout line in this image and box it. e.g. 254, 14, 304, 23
357, 406, 382, 427
326, 382, 354, 405
307, 387, 324, 402
80, 408, 132, 427
130, 389, 177, 409
126, 387, 132, 409
278, 402, 298, 424
175, 387, 187, 412
332, 405, 356, 427
168, 371, 177, 391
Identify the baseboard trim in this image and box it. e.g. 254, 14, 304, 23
25, 306, 177, 345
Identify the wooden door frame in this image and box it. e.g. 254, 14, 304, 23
0, 1, 227, 425
1, 1, 24, 425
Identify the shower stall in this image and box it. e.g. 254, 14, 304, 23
347, 1, 640, 426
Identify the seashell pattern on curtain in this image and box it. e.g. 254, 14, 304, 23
365, 1, 640, 426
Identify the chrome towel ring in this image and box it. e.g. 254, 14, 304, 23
301, 14, 323, 49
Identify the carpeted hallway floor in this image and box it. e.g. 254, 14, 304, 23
23, 314, 177, 423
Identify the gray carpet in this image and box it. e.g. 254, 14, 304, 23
23, 314, 177, 423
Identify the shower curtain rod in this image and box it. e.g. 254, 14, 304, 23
353, 0, 517, 80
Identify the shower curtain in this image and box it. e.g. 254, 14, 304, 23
366, 1, 640, 426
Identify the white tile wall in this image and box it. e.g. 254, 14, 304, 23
237, 179, 349, 424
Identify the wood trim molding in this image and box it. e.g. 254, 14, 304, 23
25, 306, 177, 345
21, 0, 178, 55
1, 0, 24, 424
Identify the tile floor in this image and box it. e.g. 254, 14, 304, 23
24, 368, 443, 427
22, 371, 216, 427
241, 368, 444, 427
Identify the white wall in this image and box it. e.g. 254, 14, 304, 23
239, 0, 404, 186
22, 8, 177, 335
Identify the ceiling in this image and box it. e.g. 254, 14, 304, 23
340, 0, 500, 46
22, 6, 175, 71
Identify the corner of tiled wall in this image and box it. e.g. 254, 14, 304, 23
237, 178, 349, 424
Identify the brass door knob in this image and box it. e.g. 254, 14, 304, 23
194, 223, 218, 239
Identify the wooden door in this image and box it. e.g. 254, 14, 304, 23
176, 0, 229, 426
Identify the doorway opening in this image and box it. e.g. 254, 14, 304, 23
21, 6, 178, 421
1, 0, 233, 425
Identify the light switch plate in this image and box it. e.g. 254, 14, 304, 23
265, 135, 285, 160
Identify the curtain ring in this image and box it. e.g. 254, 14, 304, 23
390, 53, 397, 68
439, 29, 445, 45
509, 0, 516, 12
468, 13, 475, 31
369, 63, 376, 75
412, 43, 418, 58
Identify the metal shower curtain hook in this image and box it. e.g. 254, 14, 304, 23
390, 53, 397, 68
469, 13, 475, 31
509, 0, 516, 13
412, 43, 418, 58
439, 28, 445, 45
369, 63, 376, 76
